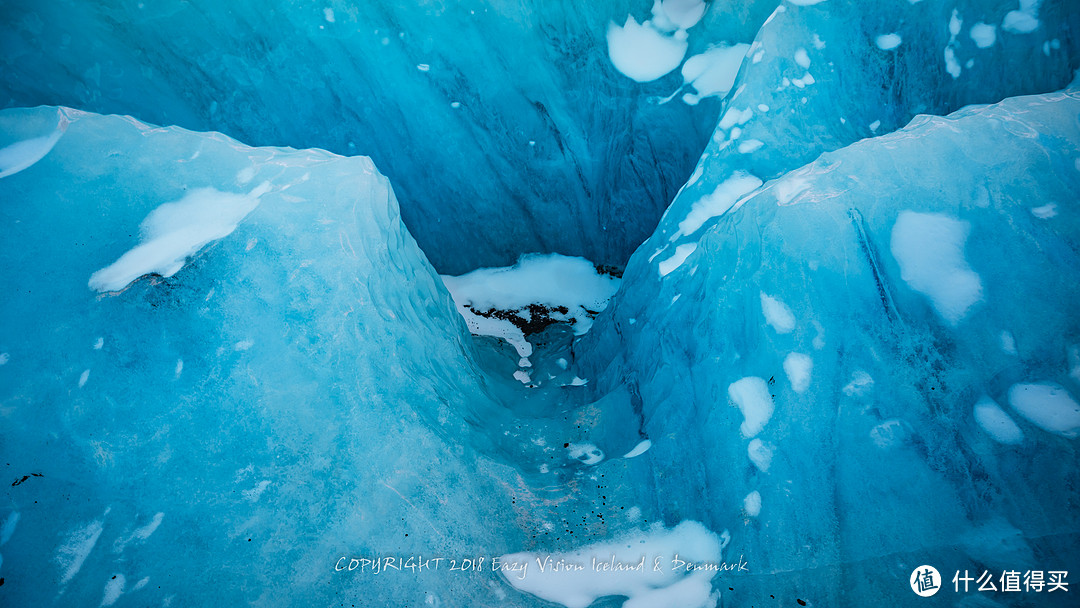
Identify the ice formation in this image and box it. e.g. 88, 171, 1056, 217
2, 0, 1080, 607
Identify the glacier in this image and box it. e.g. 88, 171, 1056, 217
2, 0, 1080, 606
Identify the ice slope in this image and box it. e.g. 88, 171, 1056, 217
0, 106, 560, 607
580, 80, 1080, 605
644, 0, 1080, 252
0, 0, 775, 275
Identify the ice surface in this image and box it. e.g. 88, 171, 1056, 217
500, 521, 724, 608
0, 106, 581, 606
581, 80, 1080, 605
4, 0, 1080, 606
0, 0, 775, 274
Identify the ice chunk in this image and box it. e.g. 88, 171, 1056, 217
973, 397, 1024, 445
607, 16, 688, 82
728, 376, 774, 437
89, 185, 269, 292
500, 521, 724, 608
890, 211, 983, 325
1008, 383, 1080, 438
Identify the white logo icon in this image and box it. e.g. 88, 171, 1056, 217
911, 565, 941, 597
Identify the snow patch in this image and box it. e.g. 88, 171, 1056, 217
969, 23, 997, 47
442, 254, 621, 357
743, 491, 762, 517
623, 440, 652, 459
681, 44, 750, 99
783, 353, 812, 393
747, 439, 774, 472
568, 443, 605, 466
500, 521, 725, 608
973, 396, 1024, 444
728, 377, 774, 437
57, 514, 106, 585
676, 172, 762, 237
890, 211, 983, 325
607, 16, 687, 82
658, 244, 697, 277
0, 112, 68, 178
1008, 383, 1080, 438
875, 33, 902, 50
760, 293, 796, 334
90, 184, 269, 292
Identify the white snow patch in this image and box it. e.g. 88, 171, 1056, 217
944, 47, 962, 78
728, 377, 774, 437
737, 139, 764, 154
890, 211, 983, 325
567, 443, 605, 466
1002, 0, 1041, 34
89, 184, 269, 292
747, 438, 774, 472
676, 173, 762, 237
760, 293, 796, 334
1008, 383, 1080, 438
974, 396, 1024, 444
681, 44, 750, 99
0, 113, 68, 178
842, 371, 874, 397
652, 0, 707, 30
658, 243, 697, 277
743, 491, 762, 517
876, 33, 902, 50
1031, 203, 1057, 219
969, 23, 997, 47
783, 353, 812, 393
442, 254, 621, 356
102, 573, 125, 607
607, 16, 687, 82
93, 337, 104, 350
323, 7, 335, 23
794, 48, 811, 68
623, 440, 652, 458
79, 369, 91, 388
500, 521, 725, 608
57, 514, 106, 585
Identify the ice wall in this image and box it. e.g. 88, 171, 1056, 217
0, 106, 553, 606
643, 0, 1080, 254
0, 0, 775, 274
581, 80, 1080, 605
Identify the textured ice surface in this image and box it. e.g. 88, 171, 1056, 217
581, 81, 1080, 605
0, 0, 775, 274
0, 106, 573, 606
3, 0, 1080, 606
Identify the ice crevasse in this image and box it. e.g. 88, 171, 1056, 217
1, 0, 1080, 606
